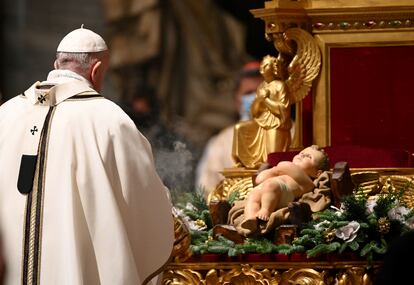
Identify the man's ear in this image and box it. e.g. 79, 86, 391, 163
91, 61, 102, 80
90, 60, 102, 89
53, 60, 58, 69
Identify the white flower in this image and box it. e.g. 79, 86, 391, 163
388, 206, 410, 222
365, 199, 377, 214
185, 202, 198, 211
172, 206, 194, 230
330, 204, 344, 217
314, 220, 330, 230
335, 221, 360, 243
172, 206, 183, 217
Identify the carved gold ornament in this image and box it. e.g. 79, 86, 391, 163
163, 262, 380, 284
281, 28, 321, 105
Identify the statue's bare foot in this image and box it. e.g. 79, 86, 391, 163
239, 219, 258, 236
256, 209, 271, 221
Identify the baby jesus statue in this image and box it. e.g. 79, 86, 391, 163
239, 145, 330, 236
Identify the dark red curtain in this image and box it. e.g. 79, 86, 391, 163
330, 46, 414, 151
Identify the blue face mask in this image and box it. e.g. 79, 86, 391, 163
239, 92, 256, 121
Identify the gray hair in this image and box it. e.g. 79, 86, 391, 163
55, 52, 100, 77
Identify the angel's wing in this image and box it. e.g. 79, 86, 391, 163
283, 28, 321, 103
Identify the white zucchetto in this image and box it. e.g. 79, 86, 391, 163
57, 25, 108, 53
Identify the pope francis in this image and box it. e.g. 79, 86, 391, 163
0, 26, 174, 285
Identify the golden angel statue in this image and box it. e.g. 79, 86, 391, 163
232, 28, 321, 169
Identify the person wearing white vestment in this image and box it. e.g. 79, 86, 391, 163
0, 26, 174, 285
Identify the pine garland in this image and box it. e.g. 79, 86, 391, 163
174, 182, 413, 260
306, 242, 341, 257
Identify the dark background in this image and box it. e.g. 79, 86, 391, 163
0, 0, 273, 101
0, 0, 276, 192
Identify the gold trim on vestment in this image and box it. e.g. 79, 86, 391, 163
22, 106, 56, 285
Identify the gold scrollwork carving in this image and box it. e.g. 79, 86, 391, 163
171, 216, 192, 262
337, 267, 370, 285
205, 264, 279, 285
163, 263, 381, 285
208, 169, 255, 203
226, 177, 254, 201
351, 172, 414, 207
162, 269, 205, 285
281, 268, 327, 285
380, 175, 414, 208
352, 171, 381, 196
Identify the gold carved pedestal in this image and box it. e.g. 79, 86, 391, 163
163, 260, 380, 285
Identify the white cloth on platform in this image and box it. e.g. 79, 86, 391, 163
0, 70, 174, 285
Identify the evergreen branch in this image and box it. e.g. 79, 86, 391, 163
306, 242, 341, 257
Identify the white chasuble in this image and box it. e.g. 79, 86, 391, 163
0, 72, 174, 285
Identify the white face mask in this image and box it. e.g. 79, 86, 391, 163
239, 92, 256, 121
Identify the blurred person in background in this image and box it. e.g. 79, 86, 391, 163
195, 61, 263, 197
